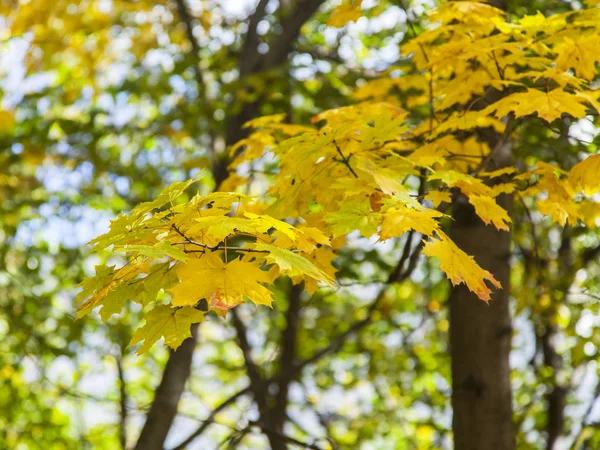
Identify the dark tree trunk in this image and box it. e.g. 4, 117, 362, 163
542, 323, 566, 450
449, 141, 515, 450
134, 325, 198, 450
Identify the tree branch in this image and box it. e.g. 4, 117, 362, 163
294, 237, 424, 372
173, 0, 206, 95
231, 309, 267, 410
239, 0, 271, 76
249, 421, 324, 450
267, 283, 304, 436
133, 325, 198, 450
170, 387, 251, 450
116, 355, 128, 450
262, 0, 326, 70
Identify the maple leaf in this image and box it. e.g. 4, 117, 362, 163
429, 1, 503, 26
569, 154, 600, 195
115, 241, 188, 262
300, 246, 338, 294
243, 212, 298, 240
188, 216, 262, 245
379, 207, 443, 240
425, 190, 452, 207
134, 177, 199, 215
422, 233, 502, 302
468, 195, 512, 231
243, 113, 286, 129
537, 198, 581, 227
255, 243, 337, 287
170, 254, 274, 310
271, 225, 331, 254
353, 154, 412, 195
480, 167, 518, 179
328, 0, 362, 27
76, 263, 146, 318
487, 88, 589, 122
324, 202, 381, 238
75, 265, 119, 318
429, 170, 492, 197
129, 305, 205, 354
556, 35, 600, 81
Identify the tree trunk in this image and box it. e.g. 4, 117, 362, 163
449, 142, 515, 450
134, 325, 198, 450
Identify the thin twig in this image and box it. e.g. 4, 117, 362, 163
333, 140, 359, 178
249, 422, 324, 450
116, 355, 128, 450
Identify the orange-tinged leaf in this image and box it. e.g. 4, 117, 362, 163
422, 233, 501, 301
170, 254, 274, 309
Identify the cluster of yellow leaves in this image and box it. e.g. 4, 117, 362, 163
221, 1, 600, 303
78, 1, 600, 354
77, 177, 337, 353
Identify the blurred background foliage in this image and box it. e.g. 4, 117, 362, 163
0, 0, 599, 449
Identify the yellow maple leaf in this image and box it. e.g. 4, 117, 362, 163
353, 154, 412, 196
129, 305, 205, 354
379, 207, 443, 240
300, 247, 338, 294
468, 195, 511, 231
188, 216, 262, 245
422, 233, 502, 302
488, 88, 588, 122
488, 183, 516, 197
134, 177, 200, 215
556, 35, 600, 81
425, 190, 452, 207
537, 198, 581, 227
243, 212, 298, 240
479, 167, 518, 179
328, 0, 362, 27
255, 243, 337, 287
170, 254, 274, 310
76, 263, 146, 318
324, 202, 381, 238
569, 154, 600, 195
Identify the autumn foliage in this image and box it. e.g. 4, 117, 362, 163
77, 1, 600, 355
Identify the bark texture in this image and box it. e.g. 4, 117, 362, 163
449, 141, 515, 450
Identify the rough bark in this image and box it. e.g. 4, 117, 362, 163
449, 140, 515, 450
